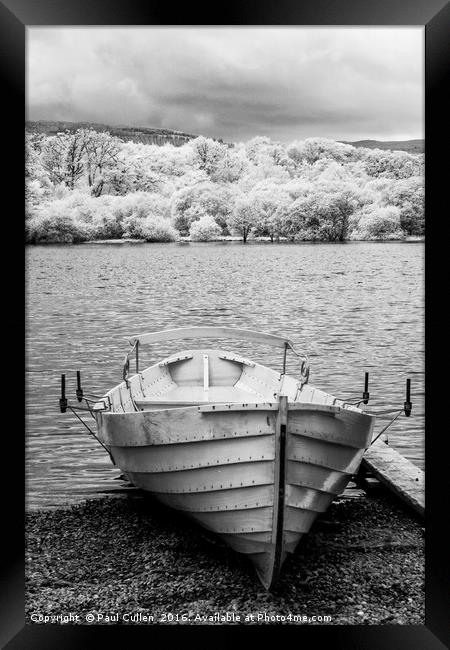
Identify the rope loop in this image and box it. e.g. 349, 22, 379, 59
289, 343, 310, 385
300, 356, 310, 384
123, 340, 138, 384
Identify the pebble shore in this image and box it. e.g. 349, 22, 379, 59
26, 491, 424, 625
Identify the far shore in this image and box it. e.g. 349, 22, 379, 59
76, 235, 425, 245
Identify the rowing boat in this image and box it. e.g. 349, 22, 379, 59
91, 327, 375, 589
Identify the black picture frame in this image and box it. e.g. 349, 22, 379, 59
3, 0, 448, 646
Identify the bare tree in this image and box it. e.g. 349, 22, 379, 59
41, 130, 85, 188
80, 130, 121, 197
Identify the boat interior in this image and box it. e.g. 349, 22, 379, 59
103, 348, 342, 415
105, 348, 305, 413
98, 327, 340, 414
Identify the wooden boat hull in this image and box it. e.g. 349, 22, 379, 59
96, 392, 373, 589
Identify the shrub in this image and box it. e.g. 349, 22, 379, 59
349, 205, 403, 240
189, 215, 222, 241
282, 189, 357, 241
25, 213, 87, 244
381, 176, 424, 236
139, 216, 179, 242
170, 182, 235, 234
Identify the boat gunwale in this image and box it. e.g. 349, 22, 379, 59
101, 400, 349, 415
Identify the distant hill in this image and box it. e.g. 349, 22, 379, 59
342, 139, 424, 154
25, 120, 206, 147
26, 121, 424, 154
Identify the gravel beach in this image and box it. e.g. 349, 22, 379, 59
25, 491, 424, 626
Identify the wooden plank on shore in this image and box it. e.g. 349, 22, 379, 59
362, 438, 424, 517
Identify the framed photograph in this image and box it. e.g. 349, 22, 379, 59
2, 0, 448, 646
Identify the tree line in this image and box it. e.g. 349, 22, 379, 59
25, 129, 424, 244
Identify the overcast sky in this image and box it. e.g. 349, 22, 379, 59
26, 27, 424, 143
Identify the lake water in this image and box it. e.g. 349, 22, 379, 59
25, 241, 424, 510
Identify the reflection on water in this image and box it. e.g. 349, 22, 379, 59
26, 241, 424, 510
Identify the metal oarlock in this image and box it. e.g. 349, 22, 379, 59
340, 372, 370, 408
58, 371, 112, 459
404, 378, 412, 417
341, 374, 412, 416
59, 374, 68, 413
282, 342, 288, 375
364, 376, 412, 417
76, 370, 83, 402
363, 372, 370, 405
58, 372, 110, 415
367, 376, 413, 446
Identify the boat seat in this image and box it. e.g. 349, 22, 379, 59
135, 385, 267, 410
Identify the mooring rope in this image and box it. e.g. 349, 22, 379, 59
68, 406, 113, 460
367, 407, 408, 415
369, 409, 403, 446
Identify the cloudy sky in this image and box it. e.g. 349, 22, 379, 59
26, 27, 423, 143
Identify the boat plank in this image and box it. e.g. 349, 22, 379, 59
110, 435, 275, 473
220, 530, 272, 545
288, 435, 366, 474
218, 352, 255, 367
234, 364, 280, 401
278, 374, 301, 400
284, 506, 319, 533
127, 374, 144, 400
286, 485, 335, 513
288, 403, 341, 413
190, 506, 273, 534
99, 408, 276, 446
139, 366, 177, 398
219, 533, 273, 555
140, 385, 267, 403
287, 460, 350, 494
128, 461, 274, 494
196, 402, 342, 413
158, 353, 193, 367
289, 409, 372, 448
198, 402, 278, 412
362, 439, 425, 517
107, 386, 125, 413
153, 484, 273, 513
283, 530, 306, 546
118, 384, 136, 412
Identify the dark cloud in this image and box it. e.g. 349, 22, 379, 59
26, 27, 423, 143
